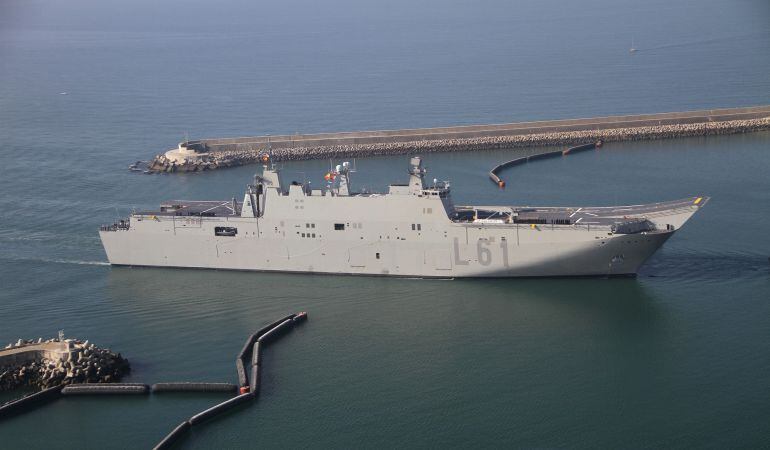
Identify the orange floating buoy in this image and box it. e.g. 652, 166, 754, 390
498, 180, 505, 188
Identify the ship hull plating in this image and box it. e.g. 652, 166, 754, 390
100, 222, 674, 278
99, 157, 705, 278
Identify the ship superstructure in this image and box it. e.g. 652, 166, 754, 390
100, 156, 707, 277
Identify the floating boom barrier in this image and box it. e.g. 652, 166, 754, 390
0, 385, 63, 419
489, 140, 602, 188
0, 311, 309, 450
250, 342, 262, 394
153, 421, 191, 450
151, 383, 237, 394
152, 311, 309, 449
188, 392, 255, 426
62, 383, 150, 395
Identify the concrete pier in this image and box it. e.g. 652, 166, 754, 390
145, 105, 770, 173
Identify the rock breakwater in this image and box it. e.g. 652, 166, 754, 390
145, 117, 770, 173
0, 338, 130, 391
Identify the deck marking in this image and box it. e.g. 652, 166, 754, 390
575, 218, 583, 223
569, 208, 582, 218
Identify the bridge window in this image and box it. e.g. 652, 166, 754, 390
215, 227, 237, 237
334, 223, 345, 231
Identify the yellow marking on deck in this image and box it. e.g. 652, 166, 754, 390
694, 197, 702, 205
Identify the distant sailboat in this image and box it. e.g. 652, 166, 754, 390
629, 38, 638, 53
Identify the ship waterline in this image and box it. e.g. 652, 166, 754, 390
100, 157, 706, 278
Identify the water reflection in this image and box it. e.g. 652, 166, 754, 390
104, 267, 676, 448
105, 267, 671, 375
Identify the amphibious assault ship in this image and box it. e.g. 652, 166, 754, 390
100, 156, 707, 277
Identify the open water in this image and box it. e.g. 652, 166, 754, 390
1, 0, 769, 448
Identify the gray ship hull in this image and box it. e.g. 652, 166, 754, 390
100, 227, 673, 278
100, 157, 706, 278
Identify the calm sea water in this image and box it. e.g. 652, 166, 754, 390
1, 0, 769, 448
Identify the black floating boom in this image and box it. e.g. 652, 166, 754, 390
152, 420, 191, 450
0, 385, 63, 420
188, 392, 255, 426
235, 358, 249, 388
61, 383, 150, 395
151, 383, 237, 393
152, 311, 309, 449
489, 141, 601, 188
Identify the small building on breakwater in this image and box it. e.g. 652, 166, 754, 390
145, 105, 770, 173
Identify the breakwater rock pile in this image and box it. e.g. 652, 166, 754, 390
0, 338, 130, 391
144, 116, 770, 173
146, 153, 216, 174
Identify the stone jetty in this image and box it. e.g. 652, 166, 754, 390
0, 338, 130, 391
144, 105, 770, 173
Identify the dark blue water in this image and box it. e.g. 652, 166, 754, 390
1, 0, 769, 447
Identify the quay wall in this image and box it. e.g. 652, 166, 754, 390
147, 105, 770, 173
